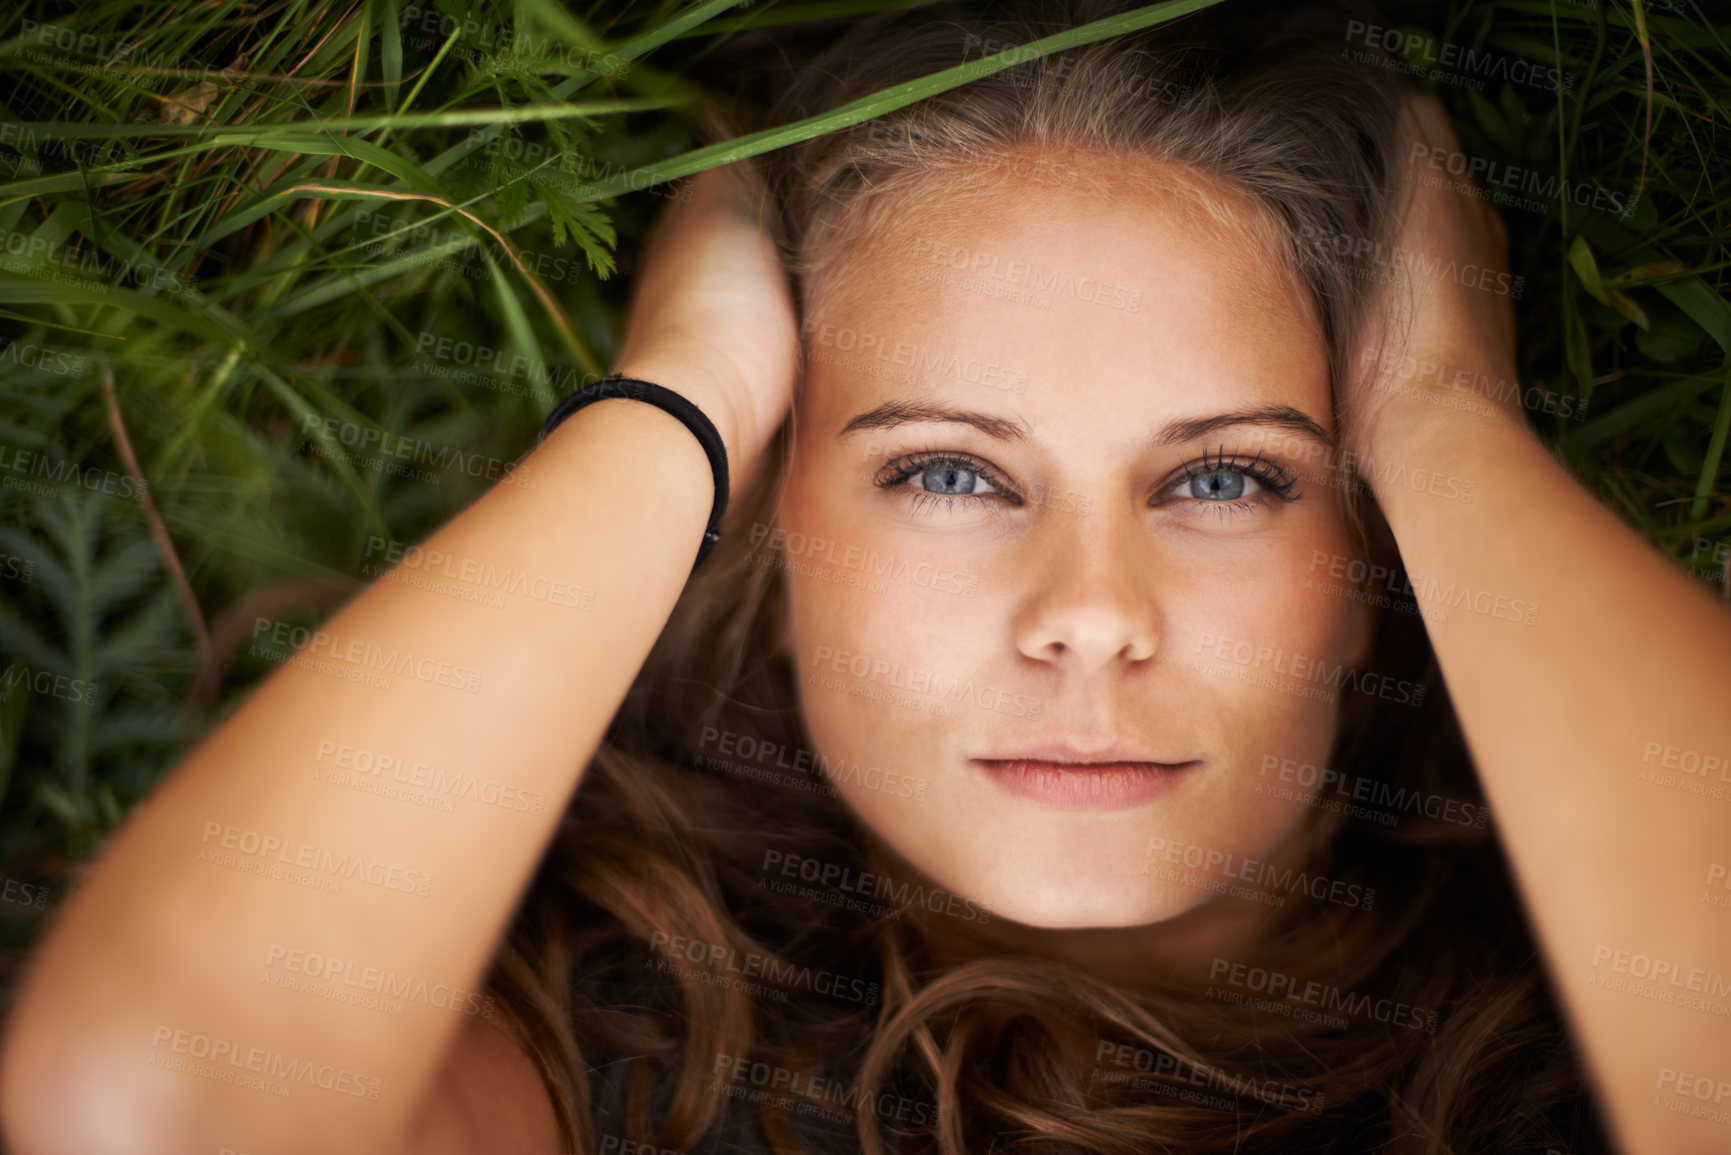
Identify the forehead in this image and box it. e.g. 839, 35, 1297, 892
799, 145, 1332, 443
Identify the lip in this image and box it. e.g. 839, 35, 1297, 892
979, 739, 1189, 765
970, 742, 1201, 811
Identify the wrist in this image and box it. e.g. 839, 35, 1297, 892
1345, 346, 1526, 457
611, 348, 752, 467
1350, 394, 1535, 518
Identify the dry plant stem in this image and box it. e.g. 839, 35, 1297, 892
100, 360, 212, 677
270, 183, 598, 375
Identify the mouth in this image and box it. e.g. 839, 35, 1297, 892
969, 759, 1201, 811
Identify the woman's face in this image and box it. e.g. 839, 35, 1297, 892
774, 147, 1373, 934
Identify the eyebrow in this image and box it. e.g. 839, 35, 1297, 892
836, 400, 1335, 450
838, 400, 1030, 442
1153, 406, 1336, 451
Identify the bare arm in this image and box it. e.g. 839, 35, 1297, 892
1352, 94, 1731, 1155
0, 164, 798, 1155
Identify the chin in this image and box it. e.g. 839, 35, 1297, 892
941, 842, 1202, 931
993, 883, 1198, 931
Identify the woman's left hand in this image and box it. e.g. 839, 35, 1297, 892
1335, 89, 1731, 1155
1339, 89, 1524, 469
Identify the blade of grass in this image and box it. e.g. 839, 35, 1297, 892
549, 0, 1232, 203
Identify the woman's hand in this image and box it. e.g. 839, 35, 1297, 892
1340, 89, 1523, 469
1329, 93, 1731, 1155
612, 160, 801, 496
0, 160, 802, 1155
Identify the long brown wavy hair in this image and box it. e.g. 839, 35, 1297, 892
484, 2, 1610, 1151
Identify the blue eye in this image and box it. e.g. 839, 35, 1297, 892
917, 462, 995, 496
1167, 448, 1299, 509
875, 451, 1013, 515
1185, 469, 1249, 501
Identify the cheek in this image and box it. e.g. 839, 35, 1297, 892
781, 518, 986, 758
783, 562, 974, 889
776, 482, 1001, 869
1155, 523, 1364, 850
1165, 516, 1361, 681
777, 450, 984, 693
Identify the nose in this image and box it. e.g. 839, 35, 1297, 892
1011, 504, 1161, 670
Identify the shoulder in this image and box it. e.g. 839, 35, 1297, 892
402, 1010, 562, 1155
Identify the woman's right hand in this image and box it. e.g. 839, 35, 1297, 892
612, 160, 801, 495
0, 159, 801, 1155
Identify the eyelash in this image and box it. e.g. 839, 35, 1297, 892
872, 445, 1301, 519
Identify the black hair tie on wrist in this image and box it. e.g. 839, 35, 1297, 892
536, 373, 731, 575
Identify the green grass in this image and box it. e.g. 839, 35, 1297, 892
0, 0, 1724, 991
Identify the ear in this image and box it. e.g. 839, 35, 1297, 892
1342, 589, 1376, 670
